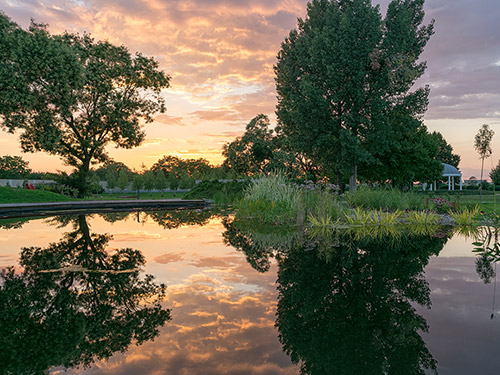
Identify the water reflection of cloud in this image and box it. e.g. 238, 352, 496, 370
419, 256, 500, 374
154, 252, 186, 264
112, 231, 162, 242
189, 255, 242, 268
68, 246, 295, 375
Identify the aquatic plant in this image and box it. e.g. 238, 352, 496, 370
378, 209, 403, 225
308, 213, 337, 227
344, 207, 371, 226
302, 189, 341, 222
237, 174, 300, 224
406, 211, 439, 226
449, 205, 479, 226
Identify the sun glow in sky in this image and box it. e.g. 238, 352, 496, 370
1, 0, 500, 178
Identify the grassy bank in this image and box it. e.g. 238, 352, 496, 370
0, 186, 77, 203
0, 186, 188, 204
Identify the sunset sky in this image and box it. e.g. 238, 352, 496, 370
1, 0, 499, 179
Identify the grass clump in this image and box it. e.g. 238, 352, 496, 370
347, 187, 424, 211
237, 175, 300, 224
449, 205, 479, 226
406, 211, 439, 226
302, 189, 341, 224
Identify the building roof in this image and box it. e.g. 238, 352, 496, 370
442, 163, 461, 176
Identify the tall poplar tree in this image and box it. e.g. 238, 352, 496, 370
275, 0, 435, 190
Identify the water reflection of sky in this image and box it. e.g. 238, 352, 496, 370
419, 250, 500, 375
2, 215, 500, 374
0, 215, 296, 374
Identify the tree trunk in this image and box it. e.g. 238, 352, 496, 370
76, 159, 91, 198
337, 171, 343, 193
349, 164, 357, 193
480, 157, 485, 202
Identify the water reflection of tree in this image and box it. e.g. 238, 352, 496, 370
0, 215, 170, 375
144, 209, 217, 229
223, 219, 450, 375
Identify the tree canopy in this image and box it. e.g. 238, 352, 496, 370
275, 0, 436, 190
0, 155, 31, 178
0, 13, 170, 196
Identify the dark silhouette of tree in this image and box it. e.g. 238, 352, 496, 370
0, 215, 170, 374
145, 209, 218, 229
0, 14, 170, 196
275, 231, 447, 375
224, 220, 450, 374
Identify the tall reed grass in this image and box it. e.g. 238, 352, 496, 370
237, 174, 301, 224
346, 187, 424, 211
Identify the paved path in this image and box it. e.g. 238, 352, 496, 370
0, 199, 209, 218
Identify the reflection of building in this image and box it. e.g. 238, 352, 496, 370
423, 163, 462, 191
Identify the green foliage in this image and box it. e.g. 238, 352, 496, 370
222, 114, 299, 177
0, 14, 170, 197
117, 169, 130, 191
0, 155, 31, 178
151, 155, 213, 183
407, 211, 439, 226
184, 180, 249, 204
449, 205, 479, 226
154, 170, 168, 193
302, 189, 341, 224
346, 187, 425, 211
237, 175, 300, 224
132, 174, 143, 191
430, 131, 461, 167
475, 124, 495, 196
474, 124, 495, 160
490, 160, 500, 186
275, 0, 434, 188
142, 170, 156, 194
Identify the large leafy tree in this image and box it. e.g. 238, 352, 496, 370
275, 0, 435, 190
0, 14, 170, 196
430, 131, 461, 168
222, 114, 310, 177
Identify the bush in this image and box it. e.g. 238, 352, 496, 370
184, 180, 248, 204
346, 187, 424, 211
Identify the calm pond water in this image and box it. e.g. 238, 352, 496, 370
1, 209, 500, 374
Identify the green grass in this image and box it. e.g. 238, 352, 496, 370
237, 175, 300, 224
0, 186, 77, 203
0, 186, 189, 204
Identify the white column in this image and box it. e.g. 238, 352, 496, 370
460, 176, 463, 191
452, 176, 455, 191
448, 176, 451, 190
